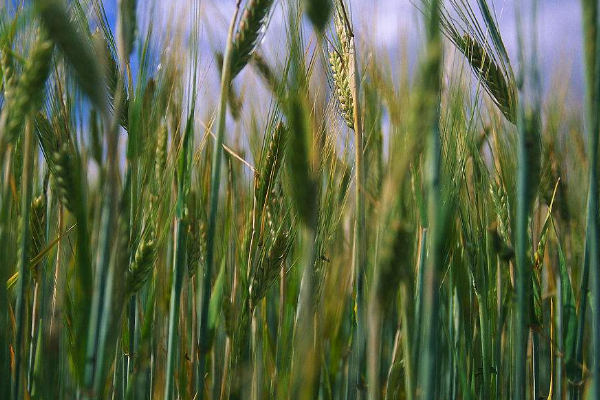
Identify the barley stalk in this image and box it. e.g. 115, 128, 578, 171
195, 3, 243, 398
581, 1, 600, 398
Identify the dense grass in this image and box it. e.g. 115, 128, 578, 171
0, 0, 598, 399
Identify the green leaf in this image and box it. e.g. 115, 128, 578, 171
206, 257, 227, 349
555, 223, 579, 382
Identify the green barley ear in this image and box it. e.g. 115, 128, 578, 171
328, 10, 354, 129
489, 178, 511, 244
230, 0, 276, 79
249, 230, 291, 308
459, 34, 517, 123
255, 122, 287, 212
117, 0, 137, 58
154, 123, 168, 183
1, 46, 15, 102
52, 143, 78, 213
29, 194, 46, 281
127, 230, 157, 295
251, 52, 279, 93
304, 0, 332, 32
420, 0, 516, 123
186, 191, 206, 278
187, 221, 206, 279
91, 28, 129, 129
34, 0, 108, 112
0, 33, 53, 148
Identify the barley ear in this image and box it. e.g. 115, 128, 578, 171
250, 230, 291, 308
127, 231, 158, 295
329, 11, 354, 129
29, 194, 47, 281
459, 34, 517, 123
1, 33, 53, 148
230, 0, 276, 79
255, 122, 287, 212
52, 144, 78, 213
34, 0, 108, 112
304, 0, 332, 32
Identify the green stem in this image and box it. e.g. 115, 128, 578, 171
196, 3, 241, 398
164, 218, 187, 400
418, 1, 443, 397
514, 102, 530, 400
13, 120, 35, 400
585, 0, 600, 395
348, 31, 366, 400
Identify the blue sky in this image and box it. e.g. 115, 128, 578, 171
100, 0, 584, 98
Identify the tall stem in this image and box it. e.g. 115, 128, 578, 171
584, 0, 600, 396
164, 219, 187, 400
13, 120, 35, 400
348, 32, 366, 399
418, 0, 442, 398
196, 3, 241, 398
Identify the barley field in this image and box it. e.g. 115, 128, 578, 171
0, 0, 598, 399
